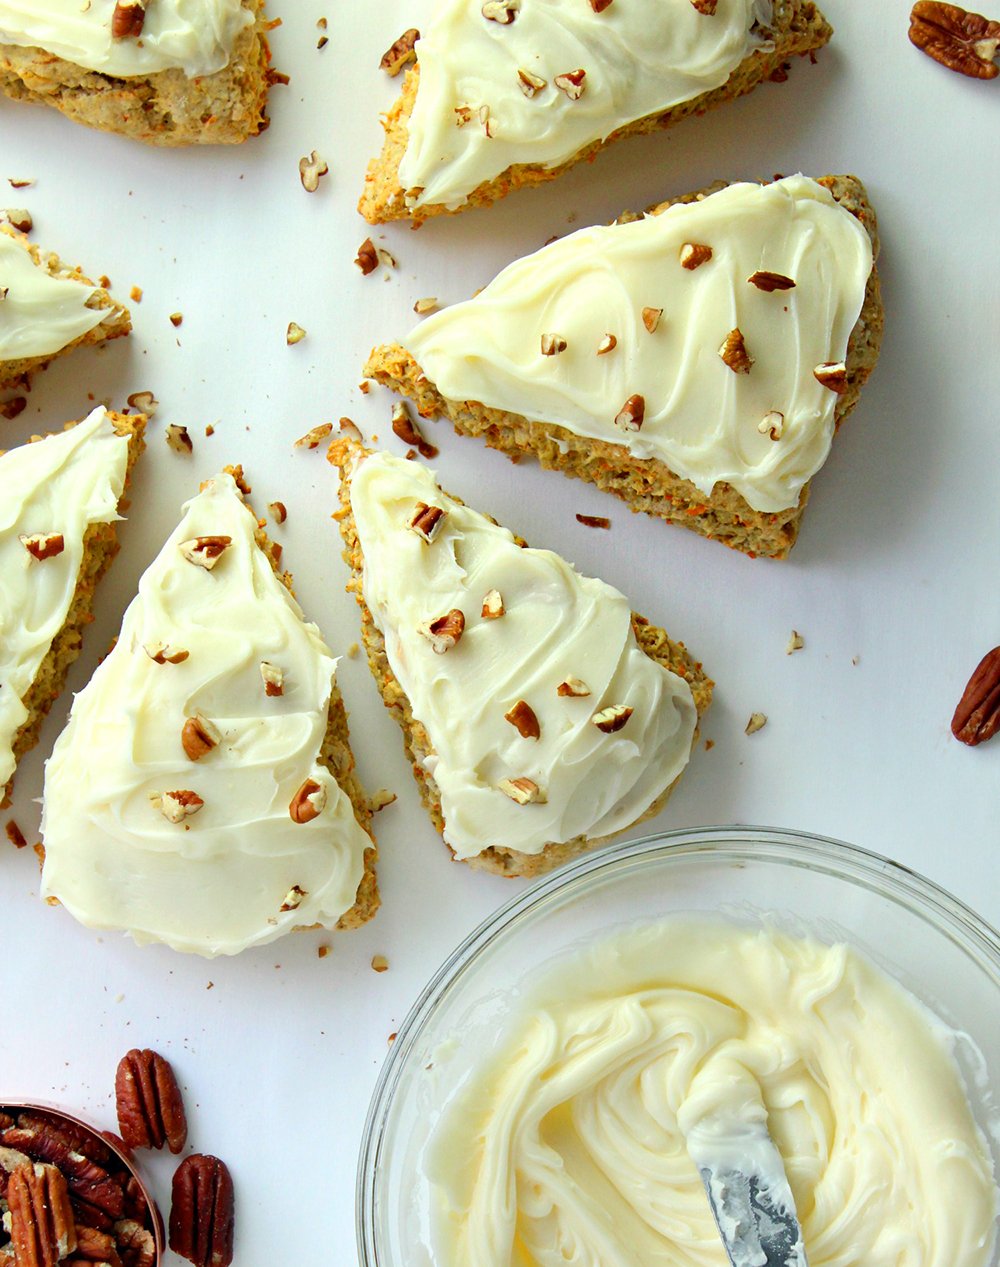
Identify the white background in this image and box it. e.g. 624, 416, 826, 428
2, 1, 998, 1263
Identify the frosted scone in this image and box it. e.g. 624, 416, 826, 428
0, 224, 130, 392
329, 442, 712, 878
0, 406, 145, 806
366, 175, 883, 559
419, 920, 1000, 1267
0, 0, 276, 146
360, 0, 832, 224
41, 471, 378, 956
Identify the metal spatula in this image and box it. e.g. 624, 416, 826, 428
688, 1125, 808, 1267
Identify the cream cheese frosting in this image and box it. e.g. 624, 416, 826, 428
0, 0, 253, 79
403, 176, 874, 514
0, 228, 109, 362
423, 920, 1000, 1267
0, 408, 129, 789
348, 450, 698, 860
398, 0, 774, 211
40, 472, 370, 957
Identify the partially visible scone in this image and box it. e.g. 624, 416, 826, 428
40, 469, 378, 955
360, 0, 832, 224
366, 175, 884, 560
0, 0, 277, 146
329, 440, 712, 879
0, 224, 131, 393
1, 406, 145, 807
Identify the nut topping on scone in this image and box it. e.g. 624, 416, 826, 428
679, 242, 713, 269
554, 69, 587, 98
482, 589, 505, 619
758, 411, 785, 440
518, 68, 547, 96
111, 0, 146, 40
597, 333, 618, 355
182, 714, 222, 762
615, 394, 645, 433
813, 361, 848, 393
178, 536, 232, 570
418, 609, 466, 654
592, 704, 634, 733
482, 0, 520, 23
498, 776, 546, 805
280, 885, 307, 911
909, 1, 1000, 78
642, 307, 664, 333
719, 328, 754, 374
144, 641, 190, 665
410, 502, 448, 543
19, 533, 65, 562
541, 332, 568, 356
289, 779, 326, 824
151, 790, 205, 824
748, 270, 797, 291
504, 699, 541, 739
380, 28, 420, 76
557, 676, 591, 697
691, 0, 719, 12
260, 661, 284, 697
590, 0, 615, 11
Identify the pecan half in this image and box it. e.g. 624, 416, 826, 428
182, 713, 221, 762
115, 1051, 187, 1156
909, 1, 1000, 78
289, 779, 327, 824
951, 646, 1000, 745
169, 1154, 234, 1267
111, 0, 146, 39
418, 609, 465, 654
8, 1163, 77, 1265
498, 776, 546, 804
19, 533, 65, 562
614, 394, 645, 433
554, 68, 587, 98
592, 704, 633, 733
409, 502, 447, 543
504, 700, 540, 739
178, 536, 232, 571
391, 402, 438, 458
679, 242, 713, 270
813, 361, 848, 393
748, 270, 796, 292
719, 328, 754, 374
481, 589, 505, 619
380, 28, 419, 75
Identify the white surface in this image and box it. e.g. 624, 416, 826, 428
1, 2, 998, 1263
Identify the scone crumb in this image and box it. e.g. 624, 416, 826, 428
205, 424, 215, 437
166, 424, 193, 455
286, 321, 307, 345
130, 285, 143, 303
169, 312, 184, 327
371, 955, 389, 973
5, 821, 27, 849
317, 944, 331, 959
33, 842, 45, 867
786, 630, 805, 655
576, 513, 611, 529
745, 712, 768, 736
347, 642, 360, 659
704, 738, 715, 751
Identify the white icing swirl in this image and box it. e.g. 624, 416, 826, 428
40, 472, 370, 957
398, 0, 774, 211
0, 408, 128, 787
424, 921, 1000, 1267
348, 451, 698, 860
404, 176, 874, 514
0, 227, 109, 361
0, 0, 253, 79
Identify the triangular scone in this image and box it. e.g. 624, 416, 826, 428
360, 0, 831, 224
0, 226, 131, 393
329, 441, 712, 878
1, 406, 145, 807
366, 175, 884, 560
0, 0, 275, 147
40, 471, 378, 956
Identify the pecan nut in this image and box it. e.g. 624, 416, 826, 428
379, 27, 419, 75
116, 1049, 188, 1155
114, 1219, 156, 1267
111, 0, 146, 39
7, 1162, 78, 1265
169, 1154, 235, 1267
909, 1, 1000, 78
951, 646, 1000, 745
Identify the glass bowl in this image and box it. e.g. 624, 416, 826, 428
357, 826, 1000, 1267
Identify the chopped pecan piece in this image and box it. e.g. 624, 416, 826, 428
0, 396, 26, 420
517, 67, 547, 95
371, 954, 389, 972
747, 270, 796, 292
380, 27, 419, 75
260, 661, 284, 697
409, 502, 447, 543
642, 307, 663, 334
745, 712, 768, 735
757, 410, 785, 440
181, 713, 222, 762
268, 501, 287, 525
554, 68, 587, 98
166, 424, 193, 455
392, 402, 438, 458
295, 422, 333, 449
590, 0, 614, 9
355, 238, 379, 275
951, 646, 1000, 745
679, 242, 713, 269
719, 328, 754, 374
540, 332, 567, 356
576, 513, 611, 529
482, 589, 505, 619
144, 642, 189, 665
115, 1049, 188, 1155
597, 333, 617, 355
614, 394, 645, 433
169, 312, 184, 327
454, 105, 474, 126
909, 1, 1000, 77
413, 296, 439, 315
298, 151, 328, 193
286, 322, 307, 345
592, 704, 633, 733
504, 699, 540, 739
289, 779, 326, 824
557, 676, 591, 697
280, 885, 307, 911
19, 533, 64, 562
169, 1154, 235, 1267
151, 790, 204, 824
1, 209, 32, 233
813, 361, 848, 393
482, 0, 519, 21
498, 777, 546, 805
691, 0, 718, 11
7, 1162, 77, 1265
126, 391, 158, 417
418, 609, 465, 654
178, 536, 232, 571
6, 820, 27, 849
786, 630, 805, 655
111, 0, 146, 39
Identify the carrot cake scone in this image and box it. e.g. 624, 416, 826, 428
366, 174, 884, 559
0, 406, 145, 807
0, 224, 130, 392
360, 0, 832, 224
40, 470, 378, 956
0, 0, 276, 146
330, 442, 712, 878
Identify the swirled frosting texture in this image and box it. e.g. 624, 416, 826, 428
0, 0, 253, 78
349, 451, 697, 860
425, 921, 999, 1267
40, 473, 369, 957
0, 228, 108, 360
0, 408, 128, 787
404, 176, 873, 513
399, 0, 773, 210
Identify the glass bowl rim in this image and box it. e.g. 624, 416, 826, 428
356, 823, 1000, 1265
